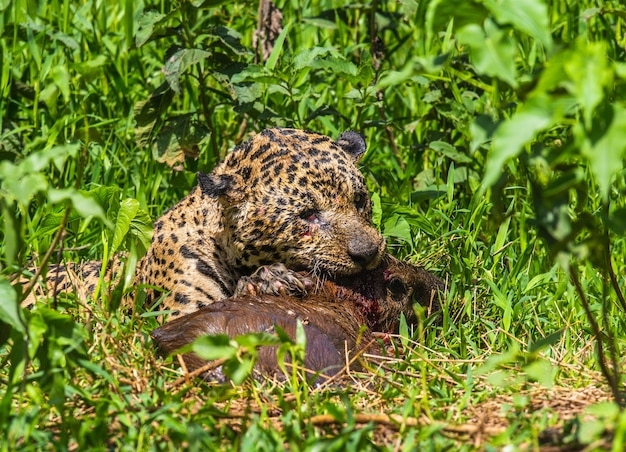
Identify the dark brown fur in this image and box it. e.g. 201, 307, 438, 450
151, 255, 445, 382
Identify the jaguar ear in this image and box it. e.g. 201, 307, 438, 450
197, 172, 245, 202
336, 130, 366, 161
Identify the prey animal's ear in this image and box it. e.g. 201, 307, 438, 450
197, 172, 245, 202
336, 130, 366, 161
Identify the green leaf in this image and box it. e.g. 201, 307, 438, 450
371, 192, 382, 229
232, 83, 263, 107
163, 48, 212, 94
383, 214, 413, 245
373, 62, 420, 91
222, 356, 254, 385
577, 104, 626, 200
292, 46, 334, 70
295, 320, 307, 350
0, 169, 48, 206
578, 419, 608, 445
191, 334, 237, 361
485, 278, 511, 331
492, 216, 511, 256
482, 94, 570, 190
608, 207, 626, 235
134, 83, 175, 148
457, 20, 517, 87
73, 55, 108, 80
585, 401, 619, 418
77, 359, 117, 384
523, 269, 556, 293
235, 332, 282, 348
153, 115, 209, 167
111, 198, 139, 254
8, 143, 79, 175
528, 330, 564, 353
135, 10, 166, 47
426, 0, 488, 39
212, 26, 249, 56
50, 65, 71, 103
564, 41, 611, 128
484, 0, 553, 52
0, 278, 25, 334
524, 359, 555, 387
429, 141, 473, 163
47, 188, 108, 222
470, 115, 499, 152
265, 23, 290, 71
475, 343, 520, 375
1, 202, 19, 267
129, 207, 153, 254
398, 313, 410, 347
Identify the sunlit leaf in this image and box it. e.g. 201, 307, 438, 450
578, 104, 626, 199
482, 94, 572, 190
457, 20, 517, 87
429, 141, 473, 163
163, 48, 212, 94
426, 0, 488, 39
293, 46, 356, 76
266, 23, 290, 71
484, 0, 553, 51
129, 208, 153, 254
222, 357, 254, 385
529, 330, 564, 353
0, 278, 24, 334
50, 65, 71, 103
111, 198, 139, 254
47, 188, 108, 222
563, 41, 612, 128
192, 334, 237, 361
22, 143, 80, 173
135, 10, 169, 47
1, 169, 48, 206
371, 192, 382, 229
524, 359, 555, 387
235, 332, 282, 348
383, 214, 413, 245
153, 114, 208, 167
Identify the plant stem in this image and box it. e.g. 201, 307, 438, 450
569, 264, 621, 403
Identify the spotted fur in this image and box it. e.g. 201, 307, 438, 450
23, 128, 386, 318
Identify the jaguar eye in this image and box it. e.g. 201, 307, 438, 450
299, 209, 320, 223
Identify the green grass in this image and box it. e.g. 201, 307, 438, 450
2, 0, 626, 449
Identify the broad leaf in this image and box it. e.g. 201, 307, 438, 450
0, 279, 24, 334
484, 0, 553, 51
457, 20, 517, 87
212, 26, 249, 56
111, 198, 139, 254
577, 104, 626, 200
47, 188, 108, 222
163, 48, 212, 94
563, 41, 612, 128
192, 334, 237, 361
482, 94, 570, 190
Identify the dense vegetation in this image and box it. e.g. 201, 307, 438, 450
2, 0, 626, 449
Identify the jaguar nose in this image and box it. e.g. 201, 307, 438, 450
347, 235, 382, 268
